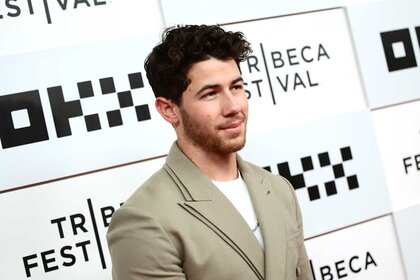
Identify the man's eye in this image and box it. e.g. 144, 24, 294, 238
203, 91, 217, 99
233, 84, 244, 90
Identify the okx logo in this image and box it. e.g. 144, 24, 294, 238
380, 26, 420, 72
264, 146, 359, 201
0, 72, 151, 149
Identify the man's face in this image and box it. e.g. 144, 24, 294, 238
177, 57, 248, 155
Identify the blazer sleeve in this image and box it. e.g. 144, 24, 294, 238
106, 206, 186, 280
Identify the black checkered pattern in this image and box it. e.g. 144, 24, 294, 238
98, 72, 151, 128
46, 72, 151, 137
264, 146, 359, 201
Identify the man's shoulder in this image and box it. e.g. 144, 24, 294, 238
242, 160, 292, 185
242, 160, 270, 175
241, 159, 296, 201
122, 166, 180, 210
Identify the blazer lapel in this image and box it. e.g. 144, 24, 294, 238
238, 156, 287, 280
164, 143, 264, 279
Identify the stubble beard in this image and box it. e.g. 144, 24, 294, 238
179, 106, 247, 155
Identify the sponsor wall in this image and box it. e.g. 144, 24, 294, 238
305, 215, 406, 279
0, 0, 418, 279
0, 35, 174, 190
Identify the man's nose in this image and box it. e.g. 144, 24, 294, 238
221, 91, 242, 116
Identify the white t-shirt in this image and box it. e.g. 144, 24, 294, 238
212, 175, 264, 248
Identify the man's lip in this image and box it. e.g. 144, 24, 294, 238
221, 121, 242, 130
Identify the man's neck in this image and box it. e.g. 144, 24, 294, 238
176, 141, 239, 181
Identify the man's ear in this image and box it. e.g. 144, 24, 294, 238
155, 97, 180, 126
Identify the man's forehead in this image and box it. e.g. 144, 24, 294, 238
187, 58, 241, 81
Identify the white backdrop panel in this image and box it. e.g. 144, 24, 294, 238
372, 99, 420, 211
347, 0, 420, 109
161, 0, 342, 26
0, 35, 175, 191
393, 204, 420, 280
305, 215, 406, 279
0, 0, 164, 56
224, 8, 366, 134
0, 156, 166, 280
240, 110, 391, 237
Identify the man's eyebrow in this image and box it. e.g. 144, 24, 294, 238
231, 77, 244, 85
195, 76, 244, 95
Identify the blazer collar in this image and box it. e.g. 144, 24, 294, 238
164, 142, 214, 201
164, 142, 287, 280
238, 157, 287, 280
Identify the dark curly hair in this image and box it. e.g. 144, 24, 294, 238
144, 24, 252, 105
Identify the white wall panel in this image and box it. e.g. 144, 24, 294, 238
224, 9, 366, 133
0, 156, 165, 280
0, 36, 175, 191
372, 99, 420, 211
347, 0, 420, 109
161, 0, 387, 26
224, 8, 366, 134
394, 204, 420, 280
305, 215, 406, 279
161, 0, 342, 26
0, 0, 164, 56
240, 110, 391, 238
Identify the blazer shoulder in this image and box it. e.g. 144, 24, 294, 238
121, 167, 182, 211
242, 159, 299, 213
243, 160, 295, 192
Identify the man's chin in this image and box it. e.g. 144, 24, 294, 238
220, 138, 246, 153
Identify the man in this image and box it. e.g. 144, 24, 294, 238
107, 24, 312, 280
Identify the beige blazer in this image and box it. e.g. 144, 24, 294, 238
107, 143, 312, 280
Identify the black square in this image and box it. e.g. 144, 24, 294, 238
263, 166, 271, 172
135, 104, 151, 121
107, 110, 123, 127
333, 164, 345, 178
301, 156, 313, 171
318, 152, 330, 167
289, 174, 306, 190
128, 72, 144, 89
277, 162, 291, 176
100, 77, 116, 94
347, 175, 359, 190
47, 86, 84, 138
277, 162, 306, 189
0, 90, 49, 148
85, 114, 101, 131
308, 186, 320, 201
325, 181, 337, 196
77, 81, 94, 98
380, 28, 417, 72
118, 91, 133, 108
341, 146, 352, 161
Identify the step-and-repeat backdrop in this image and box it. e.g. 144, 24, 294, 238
1, 0, 419, 279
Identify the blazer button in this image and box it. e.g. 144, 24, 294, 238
296, 266, 301, 277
